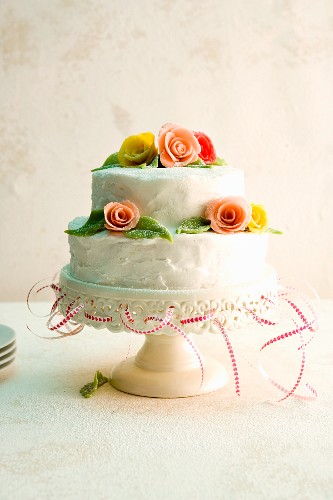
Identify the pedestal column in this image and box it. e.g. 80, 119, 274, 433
110, 334, 228, 398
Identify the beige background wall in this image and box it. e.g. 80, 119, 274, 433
1, 0, 332, 300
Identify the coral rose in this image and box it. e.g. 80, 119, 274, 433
247, 203, 268, 233
205, 196, 251, 234
158, 123, 201, 167
104, 200, 140, 232
194, 131, 217, 164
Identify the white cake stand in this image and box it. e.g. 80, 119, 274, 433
58, 265, 277, 398
110, 334, 228, 398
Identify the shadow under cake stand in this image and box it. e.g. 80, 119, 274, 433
59, 265, 277, 398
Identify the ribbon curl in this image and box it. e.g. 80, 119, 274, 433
27, 276, 319, 402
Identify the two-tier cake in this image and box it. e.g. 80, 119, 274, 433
59, 123, 278, 332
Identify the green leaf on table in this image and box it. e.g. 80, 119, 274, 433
176, 216, 211, 234
65, 209, 105, 237
80, 370, 109, 398
266, 227, 283, 235
125, 216, 173, 243
212, 157, 227, 166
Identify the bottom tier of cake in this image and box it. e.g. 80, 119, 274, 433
68, 219, 269, 291
58, 264, 278, 334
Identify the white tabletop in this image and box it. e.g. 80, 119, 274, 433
0, 301, 332, 500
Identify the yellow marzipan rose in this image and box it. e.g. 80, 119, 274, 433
247, 203, 268, 233
118, 132, 158, 167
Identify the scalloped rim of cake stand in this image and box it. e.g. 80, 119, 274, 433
58, 264, 277, 335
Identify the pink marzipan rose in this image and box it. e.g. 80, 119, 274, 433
205, 196, 251, 234
158, 123, 201, 167
104, 200, 140, 232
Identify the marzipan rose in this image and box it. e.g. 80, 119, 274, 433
104, 200, 140, 232
118, 132, 157, 167
247, 203, 268, 233
158, 123, 201, 167
194, 131, 216, 164
205, 196, 251, 234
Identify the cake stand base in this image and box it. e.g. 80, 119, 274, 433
110, 334, 228, 398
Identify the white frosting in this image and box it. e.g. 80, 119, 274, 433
68, 217, 269, 290
91, 166, 244, 228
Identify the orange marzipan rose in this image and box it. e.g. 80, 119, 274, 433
104, 200, 140, 232
158, 123, 201, 167
205, 196, 251, 234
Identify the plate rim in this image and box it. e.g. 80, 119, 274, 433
0, 349, 16, 366
0, 325, 16, 350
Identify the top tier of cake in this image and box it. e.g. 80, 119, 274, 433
91, 166, 244, 228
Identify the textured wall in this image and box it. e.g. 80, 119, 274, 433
1, 0, 333, 300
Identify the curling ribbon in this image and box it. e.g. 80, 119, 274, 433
120, 306, 208, 389
27, 277, 319, 402
251, 283, 319, 402
213, 318, 240, 396
27, 281, 113, 338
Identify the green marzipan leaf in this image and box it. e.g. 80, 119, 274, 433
187, 157, 206, 166
91, 152, 120, 172
187, 158, 213, 168
176, 216, 211, 234
93, 162, 150, 171
125, 216, 173, 243
187, 164, 213, 168
212, 157, 227, 166
266, 227, 283, 234
124, 229, 163, 239
80, 370, 109, 398
150, 155, 159, 168
65, 209, 105, 236
103, 152, 119, 166
91, 163, 123, 172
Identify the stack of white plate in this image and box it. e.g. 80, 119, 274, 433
0, 325, 16, 371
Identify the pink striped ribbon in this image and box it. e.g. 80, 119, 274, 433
27, 276, 319, 402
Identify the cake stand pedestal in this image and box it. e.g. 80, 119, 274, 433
110, 333, 228, 398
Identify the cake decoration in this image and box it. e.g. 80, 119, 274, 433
158, 122, 201, 167
193, 131, 217, 164
118, 132, 158, 168
92, 123, 226, 172
104, 200, 140, 232
65, 209, 106, 237
80, 370, 108, 398
176, 216, 211, 234
123, 216, 173, 242
66, 202, 173, 242
205, 196, 251, 234
176, 197, 281, 235
248, 203, 268, 233
94, 132, 158, 171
